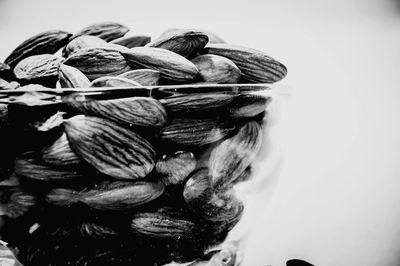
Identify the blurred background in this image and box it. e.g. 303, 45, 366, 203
1, 0, 400, 265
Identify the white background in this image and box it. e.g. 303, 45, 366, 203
1, 0, 400, 265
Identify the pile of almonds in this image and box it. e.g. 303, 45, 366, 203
0, 22, 287, 265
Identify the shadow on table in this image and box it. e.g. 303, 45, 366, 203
287, 259, 314, 266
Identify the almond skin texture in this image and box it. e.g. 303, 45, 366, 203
41, 133, 82, 167
209, 121, 263, 191
63, 35, 127, 58
67, 97, 167, 128
62, 35, 107, 58
5, 29, 71, 68
159, 93, 234, 114
72, 22, 129, 42
148, 29, 209, 58
46, 181, 164, 211
159, 28, 225, 44
228, 94, 271, 118
14, 157, 84, 181
64, 115, 156, 180
130, 207, 202, 240
160, 118, 235, 147
183, 169, 243, 232
182, 168, 213, 212
59, 64, 90, 88
13, 54, 62, 80
45, 188, 82, 207
89, 76, 142, 87
118, 69, 160, 86
111, 35, 151, 48
120, 47, 199, 83
81, 181, 164, 211
0, 187, 37, 218
64, 47, 131, 80
13, 54, 63, 86
191, 54, 241, 83
204, 43, 287, 83
156, 151, 197, 186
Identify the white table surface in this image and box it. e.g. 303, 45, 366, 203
1, 0, 400, 265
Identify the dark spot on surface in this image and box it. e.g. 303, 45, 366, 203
287, 259, 314, 266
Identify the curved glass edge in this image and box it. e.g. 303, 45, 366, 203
217, 83, 293, 265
